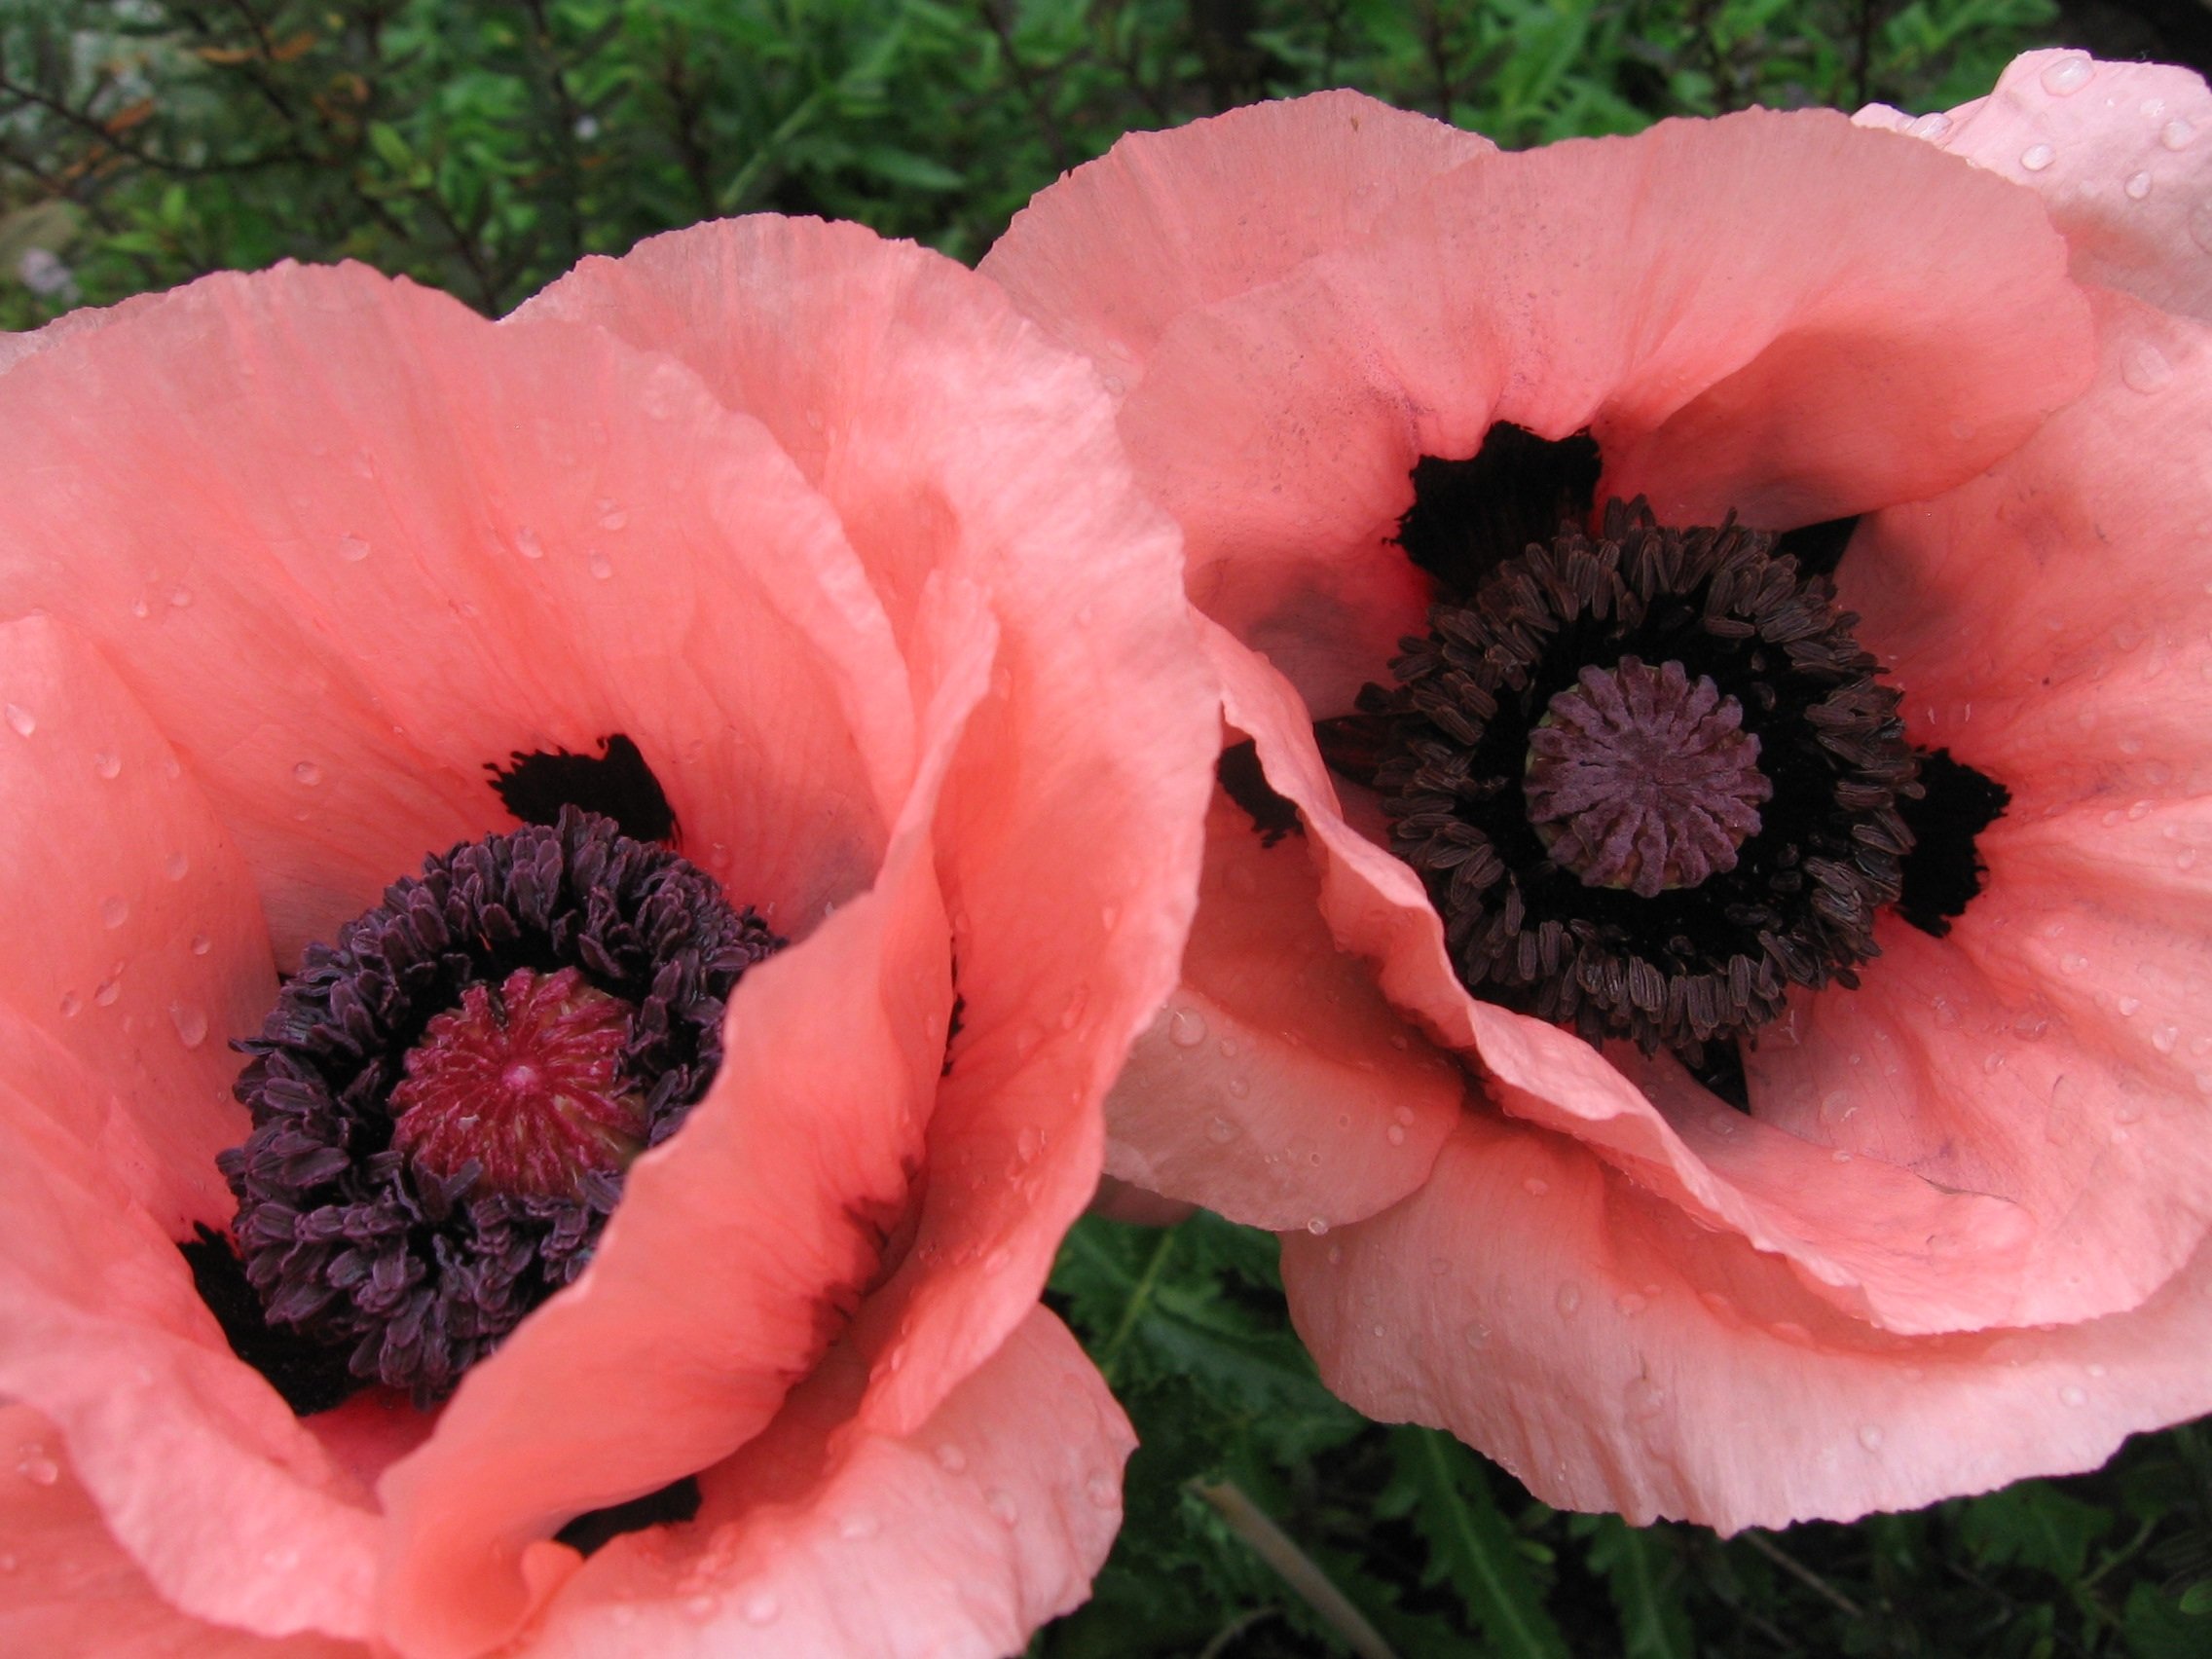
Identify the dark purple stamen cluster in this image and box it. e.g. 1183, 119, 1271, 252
1371, 498, 1918, 1057
218, 807, 780, 1403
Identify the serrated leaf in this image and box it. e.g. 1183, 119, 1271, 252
1392, 1428, 1569, 1659
1582, 1516, 1693, 1659
1959, 1481, 2113, 1580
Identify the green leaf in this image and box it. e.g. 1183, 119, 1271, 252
1959, 1480, 2114, 1580
366, 120, 416, 171
1390, 1428, 1569, 1659
2124, 1581, 2211, 1659
1580, 1515, 1693, 1659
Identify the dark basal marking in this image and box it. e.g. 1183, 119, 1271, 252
489, 734, 679, 845
555, 1476, 704, 1557
1217, 740, 1304, 847
1896, 749, 2010, 938
1773, 515, 1862, 582
180, 1225, 358, 1417
1396, 423, 1602, 603
218, 809, 781, 1404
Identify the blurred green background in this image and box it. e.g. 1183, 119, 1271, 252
6, 3, 2212, 1656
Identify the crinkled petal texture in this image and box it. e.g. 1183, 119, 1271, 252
0, 227, 1213, 1657
990, 79, 2212, 1527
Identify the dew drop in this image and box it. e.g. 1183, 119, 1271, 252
682, 1594, 717, 1621
4, 704, 34, 738
2164, 119, 2196, 151
1615, 1291, 1647, 1317
741, 1592, 780, 1627
1857, 1423, 1886, 1452
934, 1443, 968, 1474
1306, 1216, 1329, 1236
2118, 996, 2142, 1016
293, 760, 322, 787
336, 534, 370, 563
1556, 1282, 1582, 1316
190, 933, 211, 957
587, 551, 613, 581
167, 586, 194, 608
2040, 54, 2092, 94
165, 852, 190, 881
1463, 1321, 1491, 1349
836, 1512, 881, 1540
169, 1004, 209, 1050
2020, 142, 2055, 172
57, 990, 81, 1018
17, 1456, 57, 1488
99, 895, 129, 930
92, 751, 121, 780
2058, 1382, 2087, 1407
1385, 1124, 1407, 1146
2152, 1024, 2179, 1053
2060, 951, 2090, 975
2123, 343, 2174, 392
1624, 1378, 1666, 1420
1204, 1116, 1235, 1144
2126, 170, 2154, 201
515, 526, 546, 560
985, 1488, 1020, 1526
1908, 111, 1951, 139
2189, 198, 2212, 253
1227, 1075, 1250, 1099
0, 1552, 15, 1571
1165, 1007, 1206, 1048
1522, 1176, 1549, 1196
598, 504, 630, 531
93, 975, 123, 1007
1085, 1472, 1119, 1509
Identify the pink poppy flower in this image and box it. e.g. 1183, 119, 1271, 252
0, 218, 1216, 1654
981, 55, 2212, 1530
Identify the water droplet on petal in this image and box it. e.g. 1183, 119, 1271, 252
2020, 142, 2055, 172
1624, 1378, 1666, 1419
2164, 119, 2195, 151
2126, 170, 2154, 201
5, 704, 34, 738
57, 991, 81, 1018
1857, 1423, 1886, 1452
985, 1488, 1019, 1526
1205, 1116, 1235, 1144
2118, 995, 2142, 1016
1523, 1176, 1549, 1196
837, 1512, 881, 1540
92, 751, 121, 779
1165, 1007, 1206, 1048
337, 534, 370, 563
587, 551, 613, 581
1556, 1282, 1582, 1316
683, 1594, 718, 1621
164, 852, 190, 881
1385, 1124, 1407, 1146
293, 760, 322, 787
1908, 111, 1951, 139
598, 503, 629, 531
17, 1456, 57, 1487
2152, 1024, 2179, 1053
515, 526, 546, 560
99, 896, 129, 930
2123, 343, 2174, 392
2058, 1383, 2087, 1407
2041, 54, 2091, 94
94, 975, 123, 1007
1086, 1471, 1119, 1509
741, 1592, 780, 1627
190, 933, 211, 957
2060, 951, 2090, 974
934, 1443, 968, 1474
168, 586, 194, 608
1306, 1216, 1329, 1236
169, 1004, 209, 1049
1615, 1291, 1647, 1317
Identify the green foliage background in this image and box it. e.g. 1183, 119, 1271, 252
7, 3, 2210, 1655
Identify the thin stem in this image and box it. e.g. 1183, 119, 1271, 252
1740, 1530, 1865, 1620
1191, 1480, 1398, 1659
1094, 1226, 1176, 1381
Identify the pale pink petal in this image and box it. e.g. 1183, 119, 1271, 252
0, 1405, 366, 1659
0, 291, 164, 377
979, 91, 1491, 389
525, 219, 1222, 1437
518, 1309, 1131, 1659
1863, 51, 2212, 322
1099, 791, 1462, 1232
0, 262, 912, 960
1105, 112, 2090, 716
0, 1101, 379, 1640
1746, 292, 2212, 1325
0, 613, 273, 1233
1285, 1114, 2212, 1530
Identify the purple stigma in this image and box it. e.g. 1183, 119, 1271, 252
1524, 657, 1771, 898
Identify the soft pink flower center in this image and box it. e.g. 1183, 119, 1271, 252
389, 966, 646, 1199
1524, 657, 1772, 900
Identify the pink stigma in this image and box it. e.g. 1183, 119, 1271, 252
389, 966, 646, 1199
1524, 656, 1771, 898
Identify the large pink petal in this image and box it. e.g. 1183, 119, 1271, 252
0, 262, 912, 960
979, 91, 1491, 390
0, 614, 272, 1233
0, 1100, 380, 1640
1109, 111, 2090, 717
1099, 791, 1462, 1232
528, 219, 1222, 1437
374, 618, 977, 1659
1285, 1114, 2212, 1531
0, 1405, 365, 1659
1861, 51, 2212, 323
1749, 291, 2212, 1326
516, 1309, 1131, 1659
